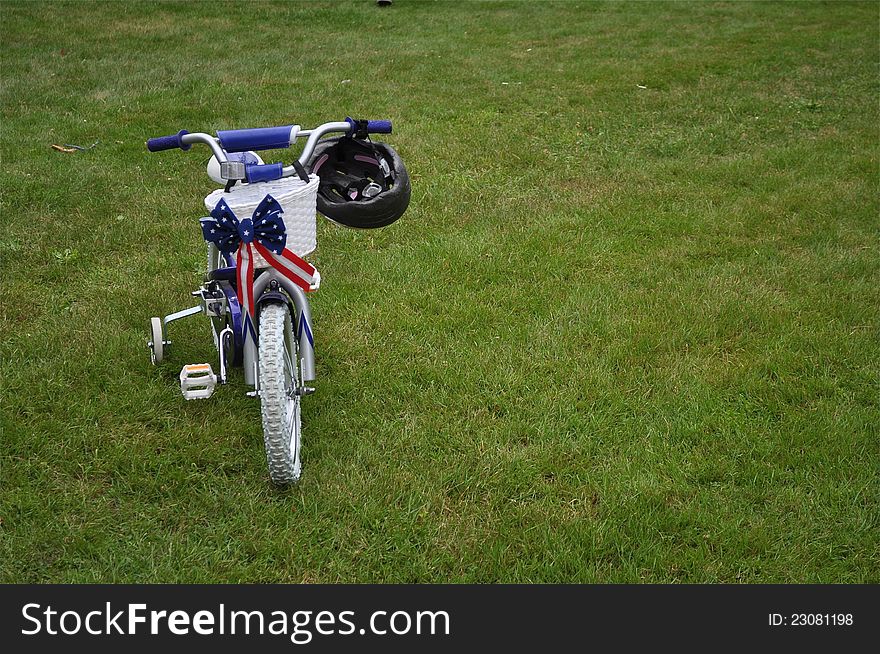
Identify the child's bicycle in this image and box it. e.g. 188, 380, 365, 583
144, 118, 411, 484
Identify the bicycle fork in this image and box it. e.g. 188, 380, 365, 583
245, 271, 317, 394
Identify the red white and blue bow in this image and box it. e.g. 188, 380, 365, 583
200, 195, 317, 342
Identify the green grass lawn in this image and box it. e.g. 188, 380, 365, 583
1, 0, 877, 583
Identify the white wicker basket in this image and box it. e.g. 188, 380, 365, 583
204, 174, 319, 267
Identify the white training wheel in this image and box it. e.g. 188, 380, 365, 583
149, 316, 164, 365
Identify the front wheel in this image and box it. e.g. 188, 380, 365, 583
258, 302, 302, 484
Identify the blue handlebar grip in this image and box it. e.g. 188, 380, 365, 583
345, 117, 393, 137
217, 126, 295, 152
245, 162, 284, 183
366, 119, 392, 134
146, 130, 190, 152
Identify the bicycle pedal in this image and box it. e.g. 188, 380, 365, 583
179, 363, 217, 400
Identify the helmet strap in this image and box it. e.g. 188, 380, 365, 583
359, 137, 395, 187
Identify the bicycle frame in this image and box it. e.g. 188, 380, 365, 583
197, 247, 317, 390
147, 117, 392, 394
171, 123, 349, 391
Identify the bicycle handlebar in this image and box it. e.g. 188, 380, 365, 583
245, 162, 285, 184
366, 119, 392, 133
217, 125, 297, 153
145, 118, 394, 182
344, 117, 393, 136
146, 130, 191, 152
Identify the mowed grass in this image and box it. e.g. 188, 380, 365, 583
1, 0, 877, 583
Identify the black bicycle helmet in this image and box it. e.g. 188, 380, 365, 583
309, 136, 411, 229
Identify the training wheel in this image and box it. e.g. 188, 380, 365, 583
149, 316, 164, 365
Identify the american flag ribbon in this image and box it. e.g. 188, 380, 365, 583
200, 195, 317, 342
